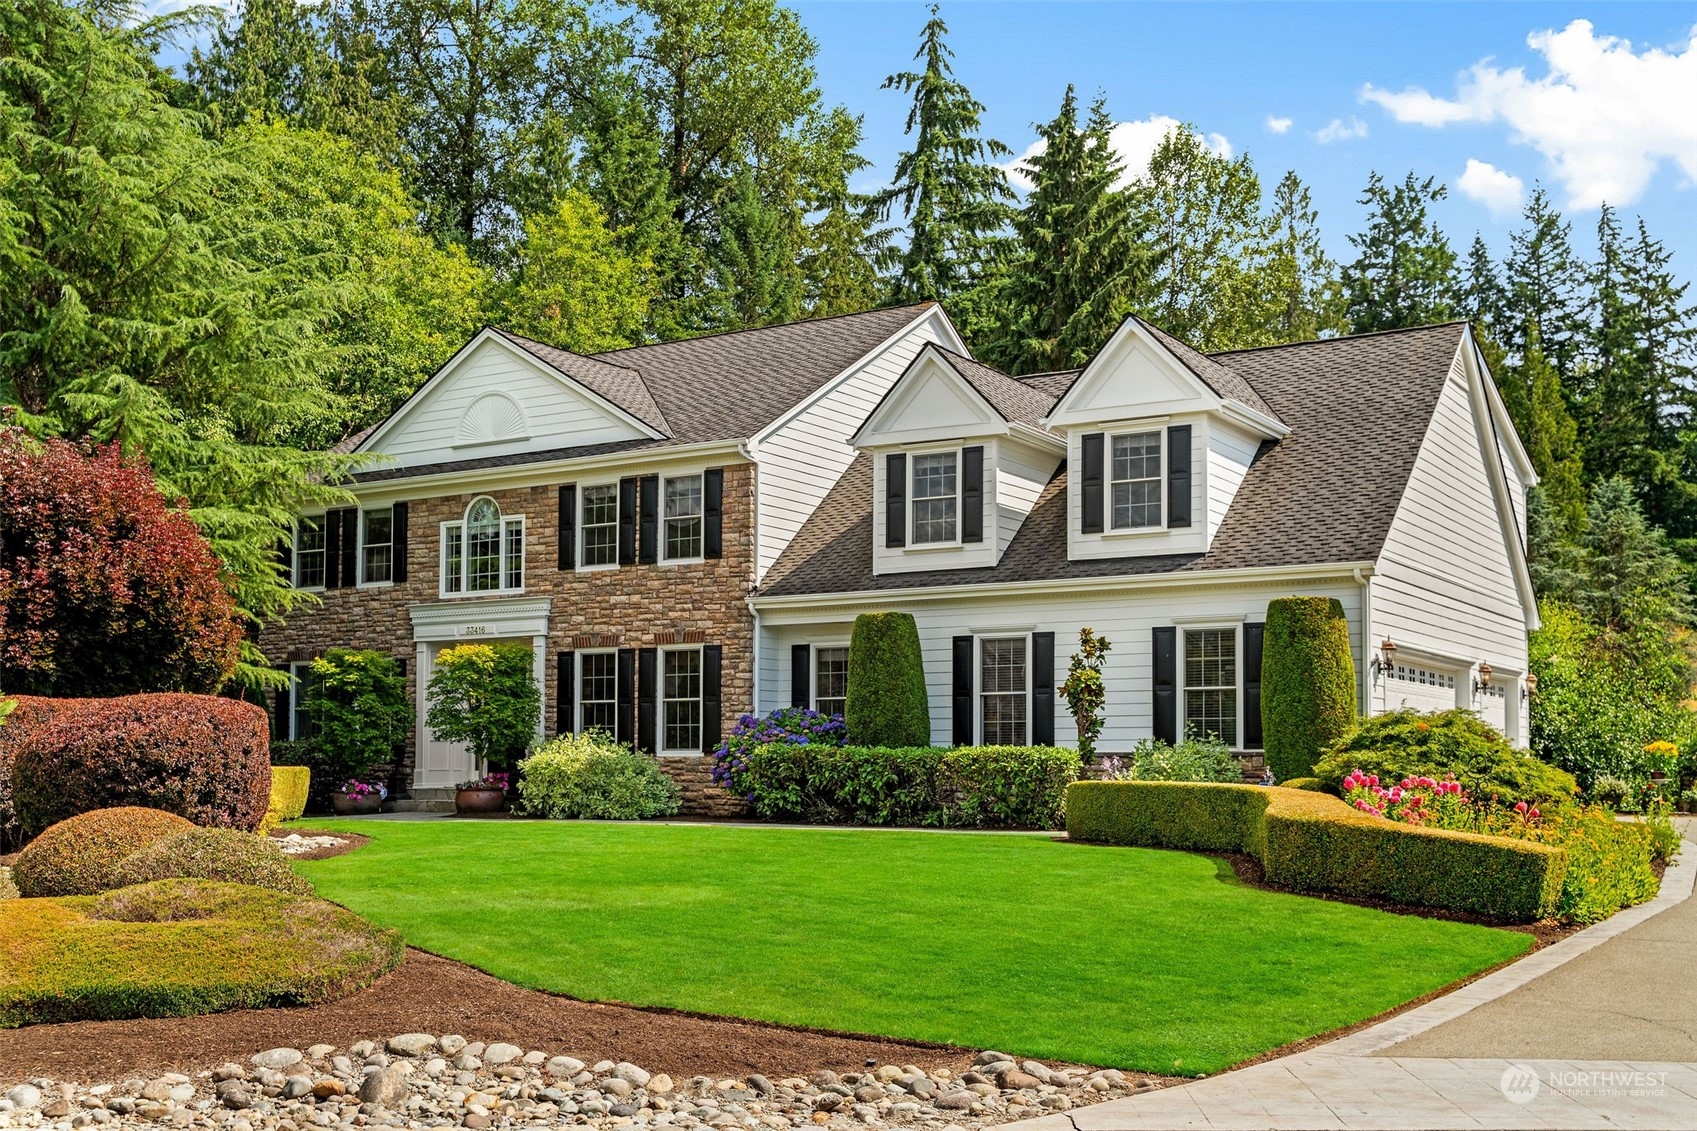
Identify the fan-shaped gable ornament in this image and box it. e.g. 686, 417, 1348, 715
456, 391, 529, 446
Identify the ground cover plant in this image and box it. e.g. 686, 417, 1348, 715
112, 827, 314, 896
297, 819, 1529, 1074
1101, 735, 1241, 783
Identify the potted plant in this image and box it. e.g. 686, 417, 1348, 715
425, 642, 541, 816
330, 779, 386, 815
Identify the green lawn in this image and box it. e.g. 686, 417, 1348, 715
295, 820, 1530, 1075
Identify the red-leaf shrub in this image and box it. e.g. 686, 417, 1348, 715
7, 694, 272, 837
0, 431, 241, 697
0, 695, 56, 852
11, 806, 196, 897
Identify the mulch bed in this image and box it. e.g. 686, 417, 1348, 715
267, 827, 370, 861
0, 949, 975, 1085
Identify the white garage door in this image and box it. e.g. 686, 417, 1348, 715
1385, 662, 1460, 715
1474, 683, 1508, 735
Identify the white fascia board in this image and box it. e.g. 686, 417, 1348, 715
849, 343, 1005, 447
1466, 327, 1537, 485
1219, 399, 1291, 439
1459, 337, 1541, 632
1007, 422, 1068, 454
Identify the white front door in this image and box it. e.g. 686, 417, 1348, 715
414, 641, 477, 788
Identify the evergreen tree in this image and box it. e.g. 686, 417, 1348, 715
983, 88, 1147, 373
1459, 233, 1507, 337
872, 5, 1014, 304
1580, 477, 1693, 638
709, 169, 804, 329
1525, 485, 1584, 604
1519, 323, 1586, 535
1263, 171, 1338, 343
1503, 185, 1583, 377
1340, 172, 1457, 333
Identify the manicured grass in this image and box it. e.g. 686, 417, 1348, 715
296, 820, 1531, 1074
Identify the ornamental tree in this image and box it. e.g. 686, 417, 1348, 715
0, 432, 242, 696
1059, 627, 1112, 763
425, 641, 541, 777
305, 649, 413, 785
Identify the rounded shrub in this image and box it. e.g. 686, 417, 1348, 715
844, 612, 930, 747
12, 807, 195, 897
1315, 709, 1578, 805
1261, 597, 1356, 782
517, 732, 681, 820
113, 827, 313, 895
9, 693, 271, 837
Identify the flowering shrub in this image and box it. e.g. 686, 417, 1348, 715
1316, 709, 1577, 805
517, 732, 679, 820
712, 708, 846, 795
1059, 628, 1111, 763
339, 780, 387, 801
1341, 770, 1489, 826
457, 772, 509, 791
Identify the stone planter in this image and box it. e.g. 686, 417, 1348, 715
455, 787, 506, 815
330, 790, 383, 816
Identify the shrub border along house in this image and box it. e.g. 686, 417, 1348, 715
1066, 781, 1564, 922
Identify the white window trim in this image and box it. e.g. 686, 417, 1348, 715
438, 496, 526, 598
1178, 623, 1242, 748
658, 643, 705, 756
660, 472, 706, 566
292, 514, 328, 592
811, 641, 851, 715
575, 648, 620, 735
975, 632, 1032, 746
356, 506, 395, 589
907, 445, 963, 549
1107, 428, 1166, 533
577, 481, 621, 572
288, 661, 317, 741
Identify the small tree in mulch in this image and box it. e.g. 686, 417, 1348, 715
425, 642, 541, 777
1059, 627, 1112, 763
305, 649, 412, 785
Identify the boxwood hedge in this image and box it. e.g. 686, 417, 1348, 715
260, 766, 312, 833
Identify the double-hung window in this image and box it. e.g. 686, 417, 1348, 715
294, 517, 327, 590
580, 484, 619, 568
289, 661, 323, 741
577, 651, 619, 734
1110, 431, 1163, 529
663, 474, 703, 561
1182, 628, 1237, 745
979, 636, 1029, 745
813, 645, 849, 717
661, 647, 703, 753
911, 451, 958, 544
442, 496, 524, 595
360, 507, 393, 585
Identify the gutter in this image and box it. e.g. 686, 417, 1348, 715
1353, 565, 1374, 717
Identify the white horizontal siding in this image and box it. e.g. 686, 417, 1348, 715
995, 438, 1059, 560
1206, 419, 1261, 543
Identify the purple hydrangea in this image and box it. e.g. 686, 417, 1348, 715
711, 708, 846, 788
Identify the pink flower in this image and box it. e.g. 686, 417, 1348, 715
1514, 801, 1528, 814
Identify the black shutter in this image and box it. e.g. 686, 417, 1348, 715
558, 484, 576, 570
391, 502, 409, 583
1243, 622, 1264, 751
701, 645, 722, 752
703, 468, 724, 559
342, 509, 358, 587
556, 651, 575, 736
636, 647, 657, 753
1081, 433, 1105, 534
791, 643, 812, 708
616, 648, 636, 745
885, 452, 907, 548
395, 656, 407, 680
952, 635, 974, 747
1153, 626, 1178, 744
323, 510, 342, 589
277, 534, 293, 586
618, 477, 638, 565
273, 665, 292, 740
1167, 424, 1192, 528
638, 475, 659, 564
1031, 631, 1055, 746
961, 445, 984, 543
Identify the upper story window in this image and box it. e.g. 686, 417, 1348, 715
1111, 431, 1163, 529
294, 517, 327, 590
360, 507, 394, 585
663, 474, 703, 561
912, 451, 958, 544
580, 484, 619, 568
1183, 627, 1237, 746
443, 496, 524, 595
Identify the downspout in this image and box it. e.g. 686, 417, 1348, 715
1352, 566, 1374, 718
742, 440, 761, 716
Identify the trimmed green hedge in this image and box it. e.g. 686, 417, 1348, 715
844, 613, 930, 747
1281, 777, 1323, 791
1066, 781, 1565, 921
260, 766, 312, 834
1262, 598, 1356, 781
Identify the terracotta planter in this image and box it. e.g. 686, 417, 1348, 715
455, 787, 506, 815
330, 790, 383, 816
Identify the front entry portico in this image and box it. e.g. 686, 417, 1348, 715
408, 596, 551, 789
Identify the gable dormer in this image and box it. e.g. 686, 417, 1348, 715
853, 346, 1064, 576
1044, 318, 1287, 560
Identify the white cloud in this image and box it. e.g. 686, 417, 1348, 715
1456, 159, 1525, 216
1359, 19, 1697, 207
1265, 115, 1293, 134
1314, 117, 1369, 144
1003, 115, 1231, 191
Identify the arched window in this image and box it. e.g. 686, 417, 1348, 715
442, 496, 525, 594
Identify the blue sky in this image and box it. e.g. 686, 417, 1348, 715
795, 1, 1697, 276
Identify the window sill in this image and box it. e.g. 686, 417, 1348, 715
356, 581, 395, 590
658, 556, 705, 568
1097, 525, 1170, 538
657, 749, 704, 759
574, 563, 620, 574
901, 542, 965, 553
437, 588, 527, 600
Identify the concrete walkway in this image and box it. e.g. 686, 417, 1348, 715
1015, 833, 1697, 1130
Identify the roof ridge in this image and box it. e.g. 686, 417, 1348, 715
1012, 367, 1082, 382
589, 302, 935, 358
1209, 321, 1470, 358
491, 326, 641, 373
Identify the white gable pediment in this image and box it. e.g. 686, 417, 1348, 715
358, 333, 654, 470
1046, 319, 1220, 427
853, 350, 1004, 447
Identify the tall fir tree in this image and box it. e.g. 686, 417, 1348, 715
1503, 185, 1583, 377
1340, 172, 1457, 333
1459, 233, 1508, 337
1263, 171, 1338, 343
872, 5, 1014, 304
1519, 322, 1587, 536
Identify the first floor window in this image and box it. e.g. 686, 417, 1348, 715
814, 646, 848, 717
663, 474, 703, 560
361, 507, 393, 584
579, 651, 618, 733
294, 517, 326, 589
1183, 628, 1237, 745
442, 496, 524, 595
290, 661, 323, 740
1111, 431, 1162, 529
662, 648, 702, 752
979, 636, 1028, 745
911, 451, 958, 544
581, 484, 619, 567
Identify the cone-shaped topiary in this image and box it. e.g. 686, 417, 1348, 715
845, 612, 931, 747
1262, 597, 1357, 782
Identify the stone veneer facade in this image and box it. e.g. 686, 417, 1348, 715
259, 461, 755, 817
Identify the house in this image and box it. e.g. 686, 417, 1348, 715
263, 305, 1537, 810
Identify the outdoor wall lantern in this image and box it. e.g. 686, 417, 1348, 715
1473, 661, 1493, 695
1370, 637, 1397, 677
1523, 671, 1538, 701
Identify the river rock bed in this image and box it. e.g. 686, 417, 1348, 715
0, 1036, 1164, 1131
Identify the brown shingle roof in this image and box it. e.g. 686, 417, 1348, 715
933, 348, 1059, 428
494, 329, 671, 435
759, 323, 1469, 597
1016, 369, 1083, 399
1135, 317, 1281, 421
